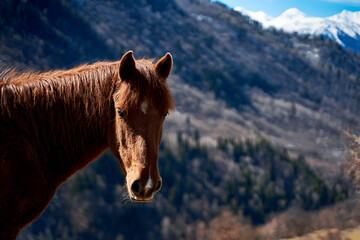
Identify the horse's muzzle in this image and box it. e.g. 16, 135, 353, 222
128, 177, 162, 202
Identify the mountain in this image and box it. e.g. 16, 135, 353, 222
52, 0, 360, 169
0, 0, 360, 239
235, 7, 360, 52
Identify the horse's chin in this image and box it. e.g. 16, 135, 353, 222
129, 193, 153, 203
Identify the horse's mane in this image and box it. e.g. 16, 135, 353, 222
0, 62, 118, 121
0, 58, 175, 119
0, 61, 117, 85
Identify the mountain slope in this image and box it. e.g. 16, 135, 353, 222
0, 0, 115, 69
0, 0, 359, 238
2, 0, 359, 174
68, 0, 360, 166
235, 7, 360, 52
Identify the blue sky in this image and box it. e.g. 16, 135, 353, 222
217, 0, 360, 17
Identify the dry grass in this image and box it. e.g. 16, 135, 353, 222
194, 211, 262, 240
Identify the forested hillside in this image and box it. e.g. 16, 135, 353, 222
0, 0, 359, 239
18, 133, 349, 239
0, 0, 114, 68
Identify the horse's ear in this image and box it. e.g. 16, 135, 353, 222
155, 53, 173, 80
119, 51, 136, 81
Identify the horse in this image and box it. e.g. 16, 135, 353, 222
0, 51, 175, 239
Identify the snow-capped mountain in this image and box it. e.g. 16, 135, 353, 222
235, 7, 360, 52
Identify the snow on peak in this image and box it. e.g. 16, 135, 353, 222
279, 8, 307, 19
235, 7, 360, 51
234, 6, 273, 24
329, 10, 360, 25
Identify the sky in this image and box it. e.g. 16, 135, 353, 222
217, 0, 360, 17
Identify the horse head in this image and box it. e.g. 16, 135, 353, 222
110, 51, 174, 202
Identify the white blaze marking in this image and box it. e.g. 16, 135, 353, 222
141, 99, 148, 114
145, 176, 153, 190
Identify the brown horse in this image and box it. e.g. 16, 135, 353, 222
0, 51, 175, 239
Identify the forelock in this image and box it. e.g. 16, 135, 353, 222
115, 59, 174, 113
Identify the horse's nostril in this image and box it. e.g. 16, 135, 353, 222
155, 180, 162, 192
131, 180, 142, 195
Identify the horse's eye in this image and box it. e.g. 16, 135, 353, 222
117, 108, 125, 118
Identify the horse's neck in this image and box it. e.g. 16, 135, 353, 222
49, 70, 117, 184
1, 65, 117, 185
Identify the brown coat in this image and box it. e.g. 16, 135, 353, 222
0, 51, 174, 239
